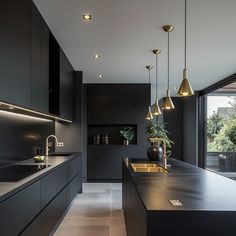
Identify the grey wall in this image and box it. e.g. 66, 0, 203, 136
0, 111, 54, 168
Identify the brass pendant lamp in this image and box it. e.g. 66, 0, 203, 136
177, 0, 194, 96
163, 25, 175, 110
145, 66, 154, 120
152, 49, 162, 116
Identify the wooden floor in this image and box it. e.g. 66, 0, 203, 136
54, 183, 127, 236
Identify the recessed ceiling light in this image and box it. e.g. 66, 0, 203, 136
94, 54, 101, 59
82, 14, 92, 21
98, 74, 103, 79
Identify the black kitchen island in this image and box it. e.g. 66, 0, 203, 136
122, 158, 236, 236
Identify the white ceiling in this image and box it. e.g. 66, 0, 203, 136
34, 0, 236, 101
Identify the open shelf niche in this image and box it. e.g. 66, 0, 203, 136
87, 124, 137, 145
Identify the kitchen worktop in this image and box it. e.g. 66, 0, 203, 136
124, 158, 236, 211
0, 152, 82, 203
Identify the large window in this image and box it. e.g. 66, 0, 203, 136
206, 82, 236, 180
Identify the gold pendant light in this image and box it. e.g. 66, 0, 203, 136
152, 49, 162, 116
145, 66, 154, 120
177, 0, 194, 96
163, 25, 175, 110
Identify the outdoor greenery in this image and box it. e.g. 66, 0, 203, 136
207, 97, 236, 152
119, 127, 135, 141
145, 121, 173, 154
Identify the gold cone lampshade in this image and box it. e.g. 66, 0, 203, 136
145, 106, 153, 120
177, 69, 194, 96
178, 0, 194, 97
163, 89, 175, 110
152, 99, 161, 115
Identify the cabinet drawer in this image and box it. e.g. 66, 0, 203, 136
0, 181, 40, 236
41, 163, 70, 209
69, 156, 82, 180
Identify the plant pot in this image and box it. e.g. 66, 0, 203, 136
123, 140, 129, 145
147, 143, 163, 161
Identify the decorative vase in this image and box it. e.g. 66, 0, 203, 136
147, 142, 163, 161
123, 140, 129, 145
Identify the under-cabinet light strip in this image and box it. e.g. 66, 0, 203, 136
0, 101, 72, 123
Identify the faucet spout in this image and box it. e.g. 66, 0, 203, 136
149, 137, 168, 169
46, 135, 59, 157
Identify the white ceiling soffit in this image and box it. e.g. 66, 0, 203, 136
34, 0, 236, 100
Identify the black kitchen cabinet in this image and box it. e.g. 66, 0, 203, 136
40, 162, 70, 209
20, 217, 41, 236
31, 2, 49, 113
0, 181, 40, 236
49, 37, 75, 120
87, 85, 134, 124
59, 49, 74, 120
88, 145, 134, 180
0, 1, 50, 112
86, 84, 150, 181
0, 0, 31, 107
0, 155, 82, 236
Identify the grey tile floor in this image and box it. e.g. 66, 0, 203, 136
54, 183, 127, 236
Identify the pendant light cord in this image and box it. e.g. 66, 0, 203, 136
168, 32, 170, 89
156, 54, 158, 100
185, 0, 187, 69
148, 68, 151, 84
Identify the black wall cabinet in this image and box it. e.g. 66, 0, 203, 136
49, 35, 75, 120
0, 0, 32, 107
0, 1, 74, 118
31, 3, 49, 113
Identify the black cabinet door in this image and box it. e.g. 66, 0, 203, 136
0, 181, 40, 236
59, 49, 74, 120
40, 163, 70, 209
87, 85, 134, 124
0, 0, 31, 107
31, 3, 49, 113
20, 216, 41, 236
88, 145, 134, 180
41, 183, 69, 236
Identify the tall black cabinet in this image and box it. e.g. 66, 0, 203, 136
85, 84, 150, 181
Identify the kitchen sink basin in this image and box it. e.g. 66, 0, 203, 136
49, 153, 72, 157
131, 163, 168, 173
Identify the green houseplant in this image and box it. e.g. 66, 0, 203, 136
120, 127, 135, 145
145, 121, 173, 161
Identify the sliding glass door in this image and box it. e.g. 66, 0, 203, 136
205, 82, 236, 180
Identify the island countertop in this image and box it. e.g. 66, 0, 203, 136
124, 158, 236, 212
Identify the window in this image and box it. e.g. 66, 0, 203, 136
205, 82, 236, 180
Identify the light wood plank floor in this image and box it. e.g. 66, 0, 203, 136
54, 183, 127, 236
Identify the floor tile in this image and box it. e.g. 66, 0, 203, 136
53, 183, 127, 236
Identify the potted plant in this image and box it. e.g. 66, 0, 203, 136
120, 127, 135, 145
145, 121, 173, 161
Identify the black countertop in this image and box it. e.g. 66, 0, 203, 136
0, 152, 82, 203
124, 158, 236, 211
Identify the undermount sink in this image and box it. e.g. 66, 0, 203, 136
49, 153, 72, 157
131, 163, 168, 173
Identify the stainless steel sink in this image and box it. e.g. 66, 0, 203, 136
131, 163, 168, 173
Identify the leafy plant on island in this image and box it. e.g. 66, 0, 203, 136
119, 127, 135, 142
145, 121, 173, 155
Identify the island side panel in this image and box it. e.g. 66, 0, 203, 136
148, 211, 236, 236
122, 161, 147, 236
